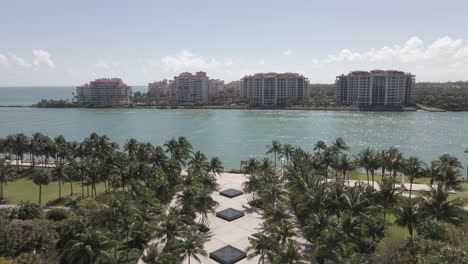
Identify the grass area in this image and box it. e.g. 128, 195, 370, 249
348, 170, 468, 205
449, 182, 468, 205
384, 213, 409, 241
3, 179, 106, 205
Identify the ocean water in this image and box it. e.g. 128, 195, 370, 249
0, 86, 147, 106
0, 93, 467, 169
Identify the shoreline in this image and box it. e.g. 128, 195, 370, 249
2, 104, 468, 112
0, 104, 417, 112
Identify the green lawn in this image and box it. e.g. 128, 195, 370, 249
3, 179, 106, 205
384, 213, 409, 241
348, 170, 468, 205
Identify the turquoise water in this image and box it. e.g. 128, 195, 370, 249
0, 86, 147, 106
1, 106, 467, 169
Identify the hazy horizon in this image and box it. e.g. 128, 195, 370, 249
1, 0, 468, 86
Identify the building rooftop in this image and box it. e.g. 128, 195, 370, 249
348, 70, 407, 75
78, 78, 130, 88
176, 71, 208, 78
242, 72, 305, 78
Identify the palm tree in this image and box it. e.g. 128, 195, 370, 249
156, 209, 188, 243
394, 201, 420, 238
124, 138, 138, 159
192, 186, 219, 221
378, 177, 398, 225
266, 140, 282, 168
281, 144, 294, 164
356, 148, 373, 185
313, 140, 327, 154
33, 170, 51, 205
12, 133, 29, 171
333, 154, 355, 185
209, 157, 223, 177
30, 132, 45, 167
272, 240, 306, 264
164, 138, 179, 159
420, 183, 463, 224
330, 243, 366, 264
401, 157, 426, 199
368, 152, 380, 188
387, 147, 403, 180
246, 233, 275, 264
320, 147, 336, 182
53, 162, 67, 199
0, 159, 16, 202
179, 231, 207, 264
188, 151, 209, 173
271, 220, 297, 244
62, 229, 114, 264
333, 137, 349, 151
243, 157, 260, 175
433, 155, 464, 191
142, 243, 176, 264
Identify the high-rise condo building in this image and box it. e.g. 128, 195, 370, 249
240, 72, 309, 106
335, 70, 415, 107
148, 79, 173, 96
76, 78, 132, 106
224, 81, 241, 93
174, 72, 209, 105
208, 79, 225, 95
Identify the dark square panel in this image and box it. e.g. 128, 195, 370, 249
209, 245, 246, 264
216, 208, 244, 222
219, 188, 243, 198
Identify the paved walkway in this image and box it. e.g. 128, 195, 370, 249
5, 159, 57, 168
186, 173, 263, 264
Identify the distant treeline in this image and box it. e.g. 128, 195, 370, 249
36, 99, 76, 108
415, 82, 468, 110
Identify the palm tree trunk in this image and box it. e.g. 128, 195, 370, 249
274, 152, 277, 168
383, 207, 386, 228
409, 178, 413, 199
366, 169, 369, 186
81, 179, 84, 198
0, 182, 4, 201
69, 181, 73, 196
325, 165, 328, 182
58, 179, 62, 198
371, 172, 375, 188
39, 184, 42, 205
381, 167, 385, 183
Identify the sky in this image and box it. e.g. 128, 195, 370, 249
1, 0, 468, 86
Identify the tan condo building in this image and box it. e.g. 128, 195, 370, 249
76, 78, 132, 106
174, 72, 209, 105
336, 70, 415, 107
240, 72, 309, 106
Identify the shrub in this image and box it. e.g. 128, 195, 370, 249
46, 208, 68, 222
10, 202, 41, 220
0, 224, 17, 257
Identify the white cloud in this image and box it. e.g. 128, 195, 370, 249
161, 50, 219, 72
0, 54, 8, 66
258, 59, 265, 65
95, 62, 111, 69
455, 46, 468, 58
7, 52, 31, 68
283, 49, 292, 56
322, 36, 467, 64
32, 49, 55, 68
